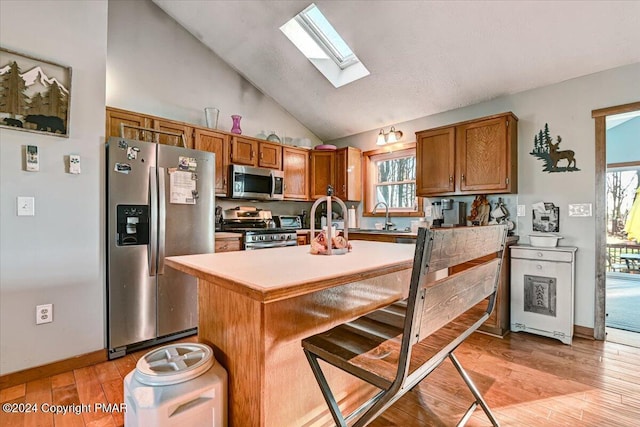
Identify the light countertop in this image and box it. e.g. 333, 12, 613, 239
166, 240, 415, 302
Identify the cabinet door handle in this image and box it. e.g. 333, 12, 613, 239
260, 151, 264, 160
223, 177, 227, 185
449, 175, 453, 182
461, 174, 465, 182
343, 184, 346, 192
250, 150, 254, 160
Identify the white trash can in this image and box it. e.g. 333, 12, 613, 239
124, 343, 227, 427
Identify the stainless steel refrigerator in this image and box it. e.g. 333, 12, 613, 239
106, 137, 215, 359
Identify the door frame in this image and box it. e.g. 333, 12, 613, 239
592, 101, 640, 340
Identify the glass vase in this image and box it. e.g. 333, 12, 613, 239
230, 115, 242, 134
204, 107, 219, 129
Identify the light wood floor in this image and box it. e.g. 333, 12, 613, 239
1, 331, 639, 427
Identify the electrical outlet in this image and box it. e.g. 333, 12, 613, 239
36, 304, 53, 325
517, 205, 526, 217
425, 205, 432, 217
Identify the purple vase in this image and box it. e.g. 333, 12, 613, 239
230, 115, 242, 134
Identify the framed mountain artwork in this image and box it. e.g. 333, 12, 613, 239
0, 47, 72, 138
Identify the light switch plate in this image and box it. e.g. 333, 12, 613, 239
425, 205, 432, 217
517, 205, 525, 217
17, 197, 35, 216
568, 203, 592, 217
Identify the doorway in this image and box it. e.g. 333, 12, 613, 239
594, 102, 640, 345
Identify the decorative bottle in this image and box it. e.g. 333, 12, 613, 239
230, 115, 242, 134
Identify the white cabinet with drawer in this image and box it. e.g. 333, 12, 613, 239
510, 245, 577, 344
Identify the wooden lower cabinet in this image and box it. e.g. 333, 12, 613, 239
215, 233, 243, 252
449, 236, 516, 337
296, 233, 309, 246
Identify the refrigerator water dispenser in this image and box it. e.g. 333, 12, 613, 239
117, 205, 149, 246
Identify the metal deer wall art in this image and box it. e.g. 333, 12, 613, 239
530, 123, 580, 173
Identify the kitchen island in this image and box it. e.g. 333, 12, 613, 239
166, 241, 416, 427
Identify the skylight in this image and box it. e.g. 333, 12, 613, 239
280, 3, 369, 88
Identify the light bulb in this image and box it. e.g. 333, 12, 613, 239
387, 127, 397, 143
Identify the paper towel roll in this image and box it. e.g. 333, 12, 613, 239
348, 206, 357, 228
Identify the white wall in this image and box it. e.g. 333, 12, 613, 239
329, 62, 640, 328
107, 0, 322, 146
0, 0, 108, 374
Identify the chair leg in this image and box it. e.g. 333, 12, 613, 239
304, 349, 348, 427
449, 352, 500, 427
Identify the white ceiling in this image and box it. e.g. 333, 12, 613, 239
153, 0, 640, 142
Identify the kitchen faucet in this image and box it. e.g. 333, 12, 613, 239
373, 201, 394, 231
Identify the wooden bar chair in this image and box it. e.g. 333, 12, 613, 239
302, 225, 508, 427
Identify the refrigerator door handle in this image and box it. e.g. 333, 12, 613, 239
158, 167, 166, 275
149, 166, 158, 276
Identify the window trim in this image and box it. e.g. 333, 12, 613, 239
362, 142, 424, 217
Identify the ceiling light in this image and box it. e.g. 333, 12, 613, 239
376, 126, 403, 145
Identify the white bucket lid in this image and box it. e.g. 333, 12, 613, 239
134, 343, 214, 386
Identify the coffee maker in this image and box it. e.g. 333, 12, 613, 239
442, 199, 467, 226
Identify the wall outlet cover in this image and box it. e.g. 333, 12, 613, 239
517, 205, 526, 217
36, 304, 53, 324
17, 196, 35, 216
568, 203, 592, 217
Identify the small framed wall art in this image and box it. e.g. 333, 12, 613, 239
0, 47, 72, 138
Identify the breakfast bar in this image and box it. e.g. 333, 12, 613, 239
165, 241, 416, 427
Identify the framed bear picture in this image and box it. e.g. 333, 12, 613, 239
0, 47, 72, 138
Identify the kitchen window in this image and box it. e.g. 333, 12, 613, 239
363, 143, 424, 217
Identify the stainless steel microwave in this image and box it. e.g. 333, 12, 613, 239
230, 165, 284, 200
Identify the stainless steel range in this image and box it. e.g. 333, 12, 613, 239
222, 207, 297, 250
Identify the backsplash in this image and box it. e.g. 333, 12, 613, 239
359, 195, 518, 232
217, 195, 518, 232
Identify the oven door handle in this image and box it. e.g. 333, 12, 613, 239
245, 241, 296, 250
270, 171, 276, 199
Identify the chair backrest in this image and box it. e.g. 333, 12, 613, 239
403, 225, 507, 349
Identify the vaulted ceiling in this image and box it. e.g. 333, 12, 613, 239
153, 0, 640, 142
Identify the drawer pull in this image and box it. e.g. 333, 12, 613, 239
537, 265, 542, 269
537, 252, 543, 257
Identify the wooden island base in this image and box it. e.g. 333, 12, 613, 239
166, 241, 416, 426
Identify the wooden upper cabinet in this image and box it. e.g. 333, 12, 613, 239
258, 141, 282, 170
335, 147, 362, 201
106, 107, 192, 147
194, 128, 230, 196
310, 150, 336, 199
416, 127, 456, 195
106, 108, 153, 142
457, 115, 515, 193
416, 112, 517, 196
155, 119, 193, 148
230, 136, 258, 166
283, 146, 309, 200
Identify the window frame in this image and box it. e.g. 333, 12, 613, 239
362, 142, 424, 217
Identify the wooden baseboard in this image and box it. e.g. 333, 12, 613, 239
0, 349, 107, 390
574, 325, 595, 340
